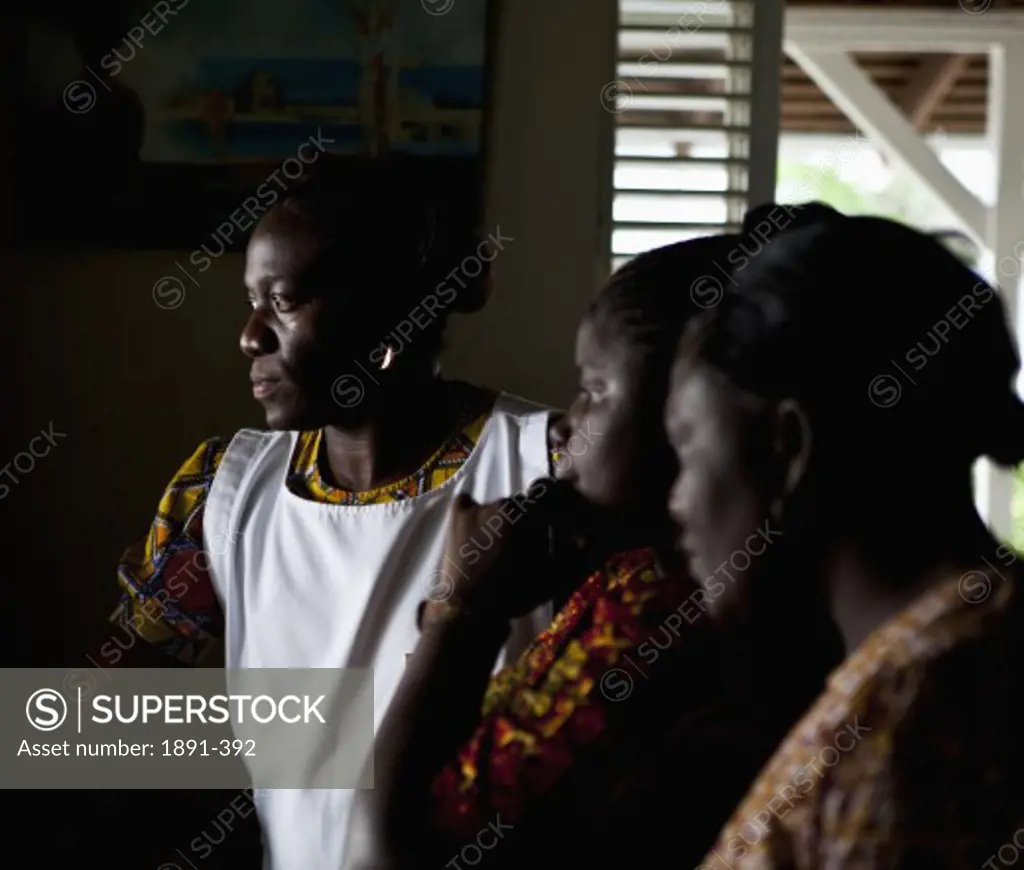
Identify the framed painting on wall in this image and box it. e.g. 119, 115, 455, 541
14, 0, 496, 249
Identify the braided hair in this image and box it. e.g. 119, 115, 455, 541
589, 202, 845, 389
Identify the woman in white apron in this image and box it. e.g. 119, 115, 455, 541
109, 160, 553, 869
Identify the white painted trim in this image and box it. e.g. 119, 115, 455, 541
747, 0, 784, 207
780, 132, 989, 151
784, 45, 990, 245
785, 8, 1024, 51
976, 39, 1024, 542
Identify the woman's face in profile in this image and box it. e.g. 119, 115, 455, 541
665, 359, 784, 625
551, 316, 677, 517
241, 223, 343, 431
240, 210, 404, 432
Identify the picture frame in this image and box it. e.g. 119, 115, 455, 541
14, 0, 496, 250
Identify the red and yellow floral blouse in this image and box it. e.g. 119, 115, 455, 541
428, 547, 837, 868
431, 549, 657, 835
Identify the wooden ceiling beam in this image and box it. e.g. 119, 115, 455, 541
781, 118, 985, 134
895, 53, 972, 130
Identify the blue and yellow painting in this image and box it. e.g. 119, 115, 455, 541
118, 0, 488, 162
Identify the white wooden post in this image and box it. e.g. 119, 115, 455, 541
746, 0, 784, 209
976, 37, 1024, 542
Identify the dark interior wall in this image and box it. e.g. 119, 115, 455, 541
5, 250, 261, 665
4, 0, 618, 667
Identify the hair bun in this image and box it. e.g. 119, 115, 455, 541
421, 220, 492, 315
447, 269, 491, 314
982, 392, 1024, 468
741, 201, 847, 237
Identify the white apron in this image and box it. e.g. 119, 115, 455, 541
203, 394, 554, 870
